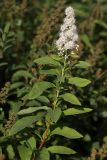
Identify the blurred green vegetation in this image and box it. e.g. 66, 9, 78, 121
0, 0, 107, 159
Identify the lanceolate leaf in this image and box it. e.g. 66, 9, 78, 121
37, 96, 50, 103
80, 34, 92, 48
27, 137, 36, 150
8, 101, 22, 113
51, 126, 83, 139
75, 61, 91, 69
47, 146, 76, 154
7, 145, 15, 159
50, 54, 62, 61
4, 22, 11, 33
17, 106, 49, 115
12, 70, 33, 81
61, 93, 81, 106
34, 56, 61, 67
0, 62, 8, 67
10, 82, 24, 90
63, 108, 92, 116
18, 145, 32, 160
95, 19, 107, 29
52, 108, 62, 123
40, 69, 60, 76
9, 114, 43, 135
46, 108, 62, 123
38, 148, 50, 160
68, 77, 91, 87
28, 81, 55, 100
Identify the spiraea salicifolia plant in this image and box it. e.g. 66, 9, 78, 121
0, 6, 92, 160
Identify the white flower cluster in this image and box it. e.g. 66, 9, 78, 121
55, 6, 79, 56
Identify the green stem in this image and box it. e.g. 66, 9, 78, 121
38, 55, 68, 150
53, 55, 67, 109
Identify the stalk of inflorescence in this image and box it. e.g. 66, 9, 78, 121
53, 6, 79, 109
53, 54, 67, 109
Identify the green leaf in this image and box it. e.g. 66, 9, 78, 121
9, 114, 43, 135
95, 19, 107, 29
27, 137, 36, 150
51, 126, 83, 139
52, 108, 62, 123
13, 64, 27, 70
34, 56, 61, 67
18, 106, 49, 115
40, 69, 60, 76
34, 130, 42, 139
29, 81, 55, 100
80, 34, 92, 48
8, 101, 22, 113
7, 145, 15, 159
4, 44, 13, 51
38, 148, 50, 160
68, 77, 91, 87
4, 22, 11, 33
63, 108, 92, 116
26, 100, 41, 107
0, 62, 8, 67
37, 96, 50, 103
18, 145, 32, 160
17, 87, 29, 97
100, 31, 107, 37
10, 82, 24, 90
46, 108, 62, 123
12, 70, 33, 81
75, 9, 88, 17
51, 54, 62, 61
0, 136, 9, 143
75, 61, 91, 69
47, 146, 76, 154
61, 93, 81, 106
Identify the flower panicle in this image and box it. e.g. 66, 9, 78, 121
55, 6, 79, 56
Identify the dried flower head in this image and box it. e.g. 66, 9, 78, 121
0, 82, 10, 104
4, 112, 17, 130
55, 6, 78, 56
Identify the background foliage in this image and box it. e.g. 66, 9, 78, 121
0, 0, 107, 160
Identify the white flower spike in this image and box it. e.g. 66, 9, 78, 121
55, 6, 78, 56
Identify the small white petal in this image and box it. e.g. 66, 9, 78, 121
72, 34, 78, 42
64, 29, 74, 38
64, 41, 75, 50
60, 24, 68, 31
65, 7, 74, 17
64, 17, 75, 26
